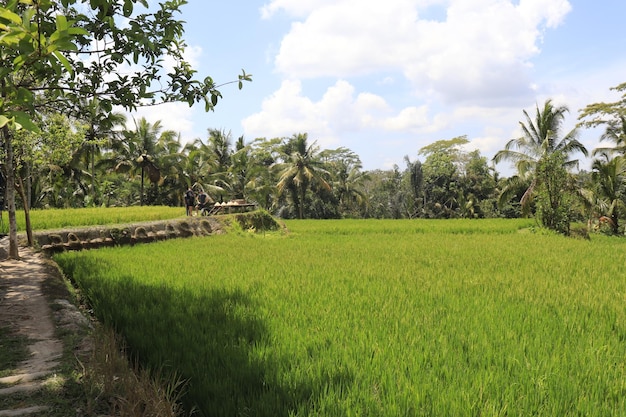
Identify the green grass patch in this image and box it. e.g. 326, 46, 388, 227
54, 219, 626, 416
14, 206, 185, 232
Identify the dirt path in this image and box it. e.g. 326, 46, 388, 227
0, 241, 65, 416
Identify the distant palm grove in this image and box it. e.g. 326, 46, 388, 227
2, 87, 626, 236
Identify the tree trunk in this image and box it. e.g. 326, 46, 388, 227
299, 186, 305, 219
16, 175, 33, 247
611, 208, 619, 235
2, 125, 19, 259
140, 165, 144, 206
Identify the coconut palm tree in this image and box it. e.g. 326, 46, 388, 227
185, 129, 235, 201
591, 114, 626, 158
275, 133, 331, 219
493, 100, 588, 227
589, 154, 626, 234
78, 98, 127, 204
106, 117, 176, 205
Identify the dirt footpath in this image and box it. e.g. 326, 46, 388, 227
0, 239, 85, 416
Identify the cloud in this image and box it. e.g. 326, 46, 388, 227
267, 0, 572, 105
241, 79, 448, 146
130, 103, 201, 143
260, 0, 338, 19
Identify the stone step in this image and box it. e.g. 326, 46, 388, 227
0, 381, 44, 396
0, 406, 50, 417
0, 371, 52, 385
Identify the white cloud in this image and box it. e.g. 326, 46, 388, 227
260, 0, 337, 19
129, 102, 200, 143
242, 79, 450, 147
268, 0, 572, 105
242, 80, 333, 144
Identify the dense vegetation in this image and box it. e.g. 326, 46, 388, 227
4, 94, 626, 238
55, 219, 626, 416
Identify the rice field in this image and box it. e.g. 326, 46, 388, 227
54, 219, 626, 416
9, 206, 184, 232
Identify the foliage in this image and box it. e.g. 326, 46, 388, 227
494, 99, 588, 229
55, 219, 626, 416
534, 152, 573, 234
274, 133, 331, 219
0, 0, 251, 258
578, 82, 626, 157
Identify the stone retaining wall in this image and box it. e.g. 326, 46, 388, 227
33, 217, 222, 253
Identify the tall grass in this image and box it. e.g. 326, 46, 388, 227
10, 206, 184, 231
54, 219, 626, 416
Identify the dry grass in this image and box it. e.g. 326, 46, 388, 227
79, 325, 191, 417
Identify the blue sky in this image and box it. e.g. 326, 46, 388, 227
134, 0, 626, 175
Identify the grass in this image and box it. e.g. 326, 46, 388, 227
11, 206, 185, 232
53, 218, 626, 416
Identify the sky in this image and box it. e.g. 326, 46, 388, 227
132, 0, 626, 175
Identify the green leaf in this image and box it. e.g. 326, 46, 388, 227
0, 115, 11, 128
123, 0, 133, 17
13, 54, 26, 70
100, 99, 112, 113
55, 14, 69, 31
67, 26, 89, 36
15, 87, 33, 104
0, 8, 22, 24
53, 50, 73, 76
12, 111, 39, 132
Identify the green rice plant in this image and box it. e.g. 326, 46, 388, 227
54, 220, 626, 417
13, 206, 184, 231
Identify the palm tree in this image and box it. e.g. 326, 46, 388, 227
207, 128, 233, 173
493, 100, 588, 225
107, 118, 176, 205
591, 114, 626, 158
589, 154, 626, 234
185, 129, 235, 201
319, 148, 370, 217
78, 98, 127, 204
275, 133, 331, 219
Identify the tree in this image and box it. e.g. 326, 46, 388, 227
275, 133, 330, 219
535, 152, 572, 234
493, 100, 588, 232
579, 82, 626, 157
578, 83, 626, 233
77, 98, 127, 205
402, 156, 423, 218
112, 118, 176, 205
588, 155, 626, 234
244, 137, 282, 211
419, 138, 468, 218
321, 147, 369, 218
11, 113, 85, 244
459, 150, 498, 218
0, 0, 251, 258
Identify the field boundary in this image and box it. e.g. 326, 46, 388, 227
31, 217, 221, 253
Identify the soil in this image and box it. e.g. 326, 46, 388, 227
0, 237, 89, 416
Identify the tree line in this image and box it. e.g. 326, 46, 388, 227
3, 89, 626, 238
